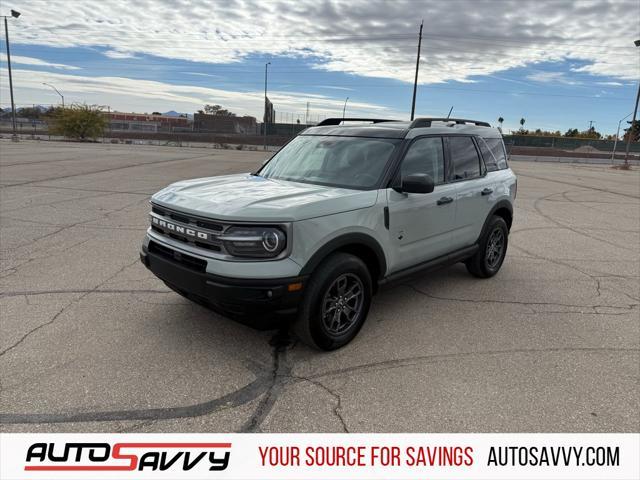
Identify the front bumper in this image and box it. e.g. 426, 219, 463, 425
140, 241, 306, 318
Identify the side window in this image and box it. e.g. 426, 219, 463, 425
478, 138, 499, 172
400, 137, 445, 184
449, 136, 481, 180
483, 137, 508, 169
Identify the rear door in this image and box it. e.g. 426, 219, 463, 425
386, 136, 457, 272
447, 135, 494, 249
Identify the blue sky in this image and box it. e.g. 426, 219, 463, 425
1, 0, 638, 135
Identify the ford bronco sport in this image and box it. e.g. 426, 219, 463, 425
140, 117, 516, 350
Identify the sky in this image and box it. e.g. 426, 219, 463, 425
0, 0, 639, 135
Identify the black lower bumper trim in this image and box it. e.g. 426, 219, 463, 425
141, 248, 305, 318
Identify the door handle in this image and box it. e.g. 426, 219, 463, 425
437, 196, 454, 205
481, 188, 493, 196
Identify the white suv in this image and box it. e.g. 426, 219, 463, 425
140, 118, 517, 350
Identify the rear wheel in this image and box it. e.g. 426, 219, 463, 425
294, 253, 372, 350
466, 215, 509, 278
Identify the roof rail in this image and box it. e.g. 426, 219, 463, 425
316, 117, 398, 126
409, 118, 491, 128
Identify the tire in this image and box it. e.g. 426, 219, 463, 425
294, 252, 372, 351
466, 215, 509, 278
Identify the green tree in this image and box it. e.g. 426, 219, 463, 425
518, 117, 526, 133
623, 120, 640, 142
17, 106, 44, 119
583, 127, 602, 139
203, 104, 236, 116
49, 104, 106, 140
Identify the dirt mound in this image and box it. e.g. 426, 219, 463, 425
573, 145, 603, 153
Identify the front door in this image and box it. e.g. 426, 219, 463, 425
386, 136, 457, 273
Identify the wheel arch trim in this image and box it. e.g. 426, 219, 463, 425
299, 233, 387, 279
476, 200, 513, 244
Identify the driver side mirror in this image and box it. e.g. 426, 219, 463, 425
398, 173, 435, 194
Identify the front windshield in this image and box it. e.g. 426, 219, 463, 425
258, 135, 400, 189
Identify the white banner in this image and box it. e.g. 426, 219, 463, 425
1, 433, 638, 480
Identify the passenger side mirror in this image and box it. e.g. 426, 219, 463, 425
400, 173, 435, 194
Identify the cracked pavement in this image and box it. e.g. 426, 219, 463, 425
1, 140, 638, 433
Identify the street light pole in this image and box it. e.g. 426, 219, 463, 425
3, 10, 20, 141
42, 82, 64, 108
342, 97, 349, 119
623, 39, 640, 168
263, 61, 270, 151
611, 112, 632, 163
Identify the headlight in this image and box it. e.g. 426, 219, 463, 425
222, 226, 286, 258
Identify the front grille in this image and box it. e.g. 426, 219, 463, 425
150, 203, 224, 252
196, 219, 224, 231
152, 204, 223, 231
148, 241, 206, 272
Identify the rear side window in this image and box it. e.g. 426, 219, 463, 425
449, 136, 481, 180
480, 137, 508, 170
401, 137, 445, 184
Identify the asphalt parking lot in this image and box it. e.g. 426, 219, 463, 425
1, 140, 638, 433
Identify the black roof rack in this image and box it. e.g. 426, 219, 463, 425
409, 118, 491, 128
316, 117, 399, 126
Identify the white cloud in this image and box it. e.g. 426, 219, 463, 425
181, 72, 224, 79
526, 71, 582, 85
0, 68, 406, 120
5, 0, 639, 83
0, 53, 80, 70
595, 81, 624, 86
103, 49, 138, 59
316, 85, 354, 91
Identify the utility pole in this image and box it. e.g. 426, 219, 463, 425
623, 40, 640, 167
410, 20, 423, 121
305, 101, 309, 125
263, 61, 270, 151
588, 120, 594, 130
3, 10, 21, 141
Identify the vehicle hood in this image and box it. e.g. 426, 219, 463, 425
151, 173, 378, 222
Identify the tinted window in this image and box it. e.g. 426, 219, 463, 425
401, 137, 445, 184
482, 137, 508, 169
450, 136, 481, 180
259, 135, 400, 189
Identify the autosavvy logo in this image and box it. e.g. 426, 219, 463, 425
24, 442, 231, 473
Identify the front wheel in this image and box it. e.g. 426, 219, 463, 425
466, 215, 509, 278
294, 253, 372, 350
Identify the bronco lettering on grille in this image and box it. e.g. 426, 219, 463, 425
150, 215, 209, 240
